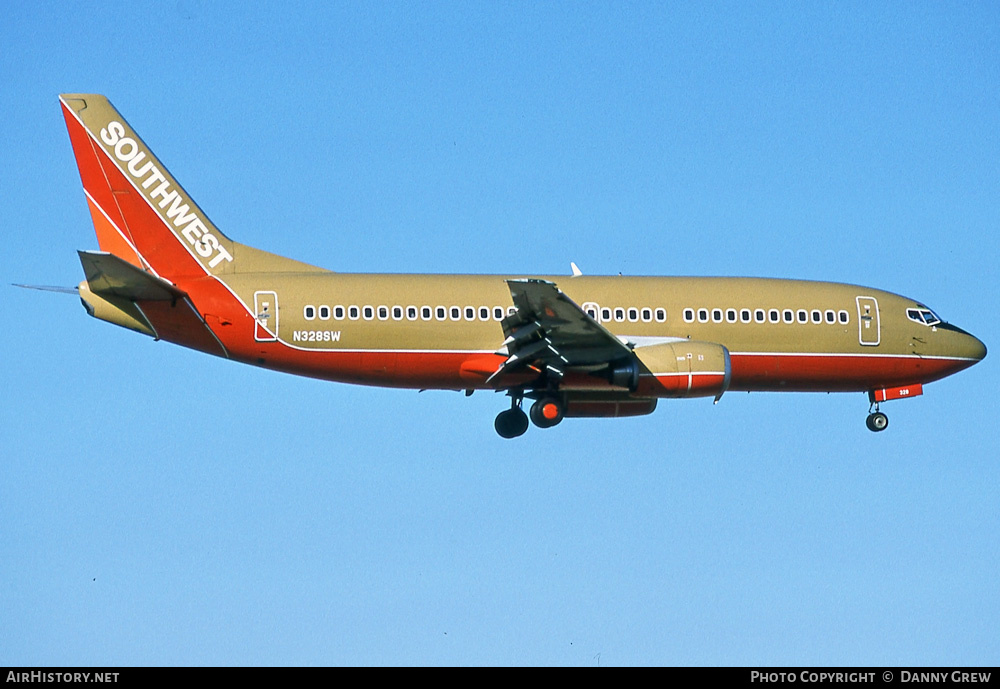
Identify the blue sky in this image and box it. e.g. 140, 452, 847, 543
2, 1, 998, 666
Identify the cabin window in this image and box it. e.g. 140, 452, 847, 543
407, 306, 417, 320
741, 309, 751, 323
436, 306, 446, 320
422, 306, 432, 320
349, 306, 360, 320
907, 308, 941, 326
318, 306, 330, 320
783, 309, 794, 323
825, 310, 835, 323
839, 310, 850, 324
451, 307, 461, 321
334, 306, 345, 320
585, 307, 597, 319
641, 308, 652, 322
479, 307, 490, 321
726, 309, 737, 323
625, 308, 636, 322
812, 310, 821, 323
698, 309, 709, 323
683, 308, 694, 323
494, 306, 504, 320
755, 309, 766, 323
391, 306, 402, 320
462, 306, 473, 320
601, 307, 612, 321
769, 309, 779, 323
304, 306, 316, 320
363, 306, 375, 320
654, 308, 666, 323
614, 308, 625, 322
797, 309, 808, 323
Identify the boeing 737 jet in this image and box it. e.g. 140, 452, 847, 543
58, 94, 986, 438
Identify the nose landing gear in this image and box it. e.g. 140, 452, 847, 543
866, 402, 889, 432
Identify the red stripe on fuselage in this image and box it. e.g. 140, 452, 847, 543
185, 342, 975, 394
727, 352, 975, 392
237, 348, 501, 389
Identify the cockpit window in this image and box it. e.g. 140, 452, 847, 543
907, 308, 941, 326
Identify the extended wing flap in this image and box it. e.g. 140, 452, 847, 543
489, 279, 633, 386
504, 279, 631, 364
78, 250, 186, 302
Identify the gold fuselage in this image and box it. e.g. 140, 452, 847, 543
196, 270, 985, 393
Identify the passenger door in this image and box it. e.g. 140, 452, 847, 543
856, 296, 880, 346
254, 290, 278, 341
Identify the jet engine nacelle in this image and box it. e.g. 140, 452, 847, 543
632, 340, 732, 400
608, 360, 639, 390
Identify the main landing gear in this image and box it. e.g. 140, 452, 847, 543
495, 393, 529, 439
865, 402, 889, 433
494, 391, 565, 438
529, 396, 564, 429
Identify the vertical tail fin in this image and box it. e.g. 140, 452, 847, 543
60, 94, 235, 280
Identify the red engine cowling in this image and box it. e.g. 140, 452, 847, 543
632, 340, 732, 400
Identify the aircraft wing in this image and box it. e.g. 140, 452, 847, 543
488, 279, 633, 384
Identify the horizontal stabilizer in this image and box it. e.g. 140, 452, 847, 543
13, 284, 78, 294
78, 250, 186, 301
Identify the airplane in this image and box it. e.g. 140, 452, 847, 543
57, 94, 986, 438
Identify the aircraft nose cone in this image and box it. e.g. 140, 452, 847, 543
967, 333, 987, 362
952, 326, 987, 362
